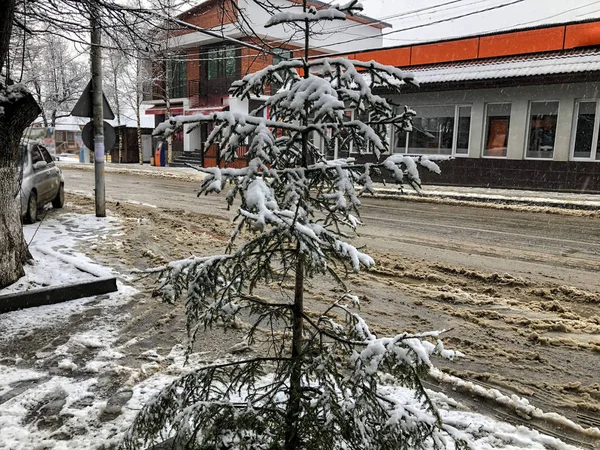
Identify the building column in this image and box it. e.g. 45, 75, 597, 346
468, 101, 485, 158
554, 97, 575, 161
506, 99, 529, 160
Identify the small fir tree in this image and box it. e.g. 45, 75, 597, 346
124, 1, 466, 449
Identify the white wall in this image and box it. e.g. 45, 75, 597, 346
391, 81, 600, 161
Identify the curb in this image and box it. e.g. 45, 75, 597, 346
0, 277, 118, 314
372, 189, 600, 211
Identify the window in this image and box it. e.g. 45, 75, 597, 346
572, 100, 600, 160
326, 110, 353, 160
526, 101, 559, 159
273, 48, 292, 66
39, 146, 54, 163
31, 148, 44, 167
207, 46, 237, 80
168, 59, 187, 98
393, 105, 471, 156
483, 103, 511, 157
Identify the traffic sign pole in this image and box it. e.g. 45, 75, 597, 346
91, 6, 105, 218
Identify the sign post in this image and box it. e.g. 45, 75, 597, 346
72, 19, 115, 217
90, 6, 105, 218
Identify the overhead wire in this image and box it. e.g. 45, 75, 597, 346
312, 0, 527, 50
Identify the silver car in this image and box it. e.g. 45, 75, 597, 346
19, 141, 64, 224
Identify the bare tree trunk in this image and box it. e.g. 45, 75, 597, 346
136, 102, 143, 165
113, 66, 123, 163
164, 60, 173, 166
0, 85, 41, 288
0, 0, 41, 289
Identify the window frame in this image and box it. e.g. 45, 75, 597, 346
39, 146, 54, 164
273, 48, 292, 66
348, 109, 379, 155
524, 100, 560, 160
570, 99, 600, 161
206, 46, 237, 81
392, 104, 472, 157
168, 58, 187, 99
482, 102, 512, 159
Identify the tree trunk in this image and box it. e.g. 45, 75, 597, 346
0, 0, 41, 289
136, 57, 144, 165
113, 69, 123, 163
164, 59, 173, 166
284, 250, 304, 450
136, 103, 143, 165
0, 83, 41, 289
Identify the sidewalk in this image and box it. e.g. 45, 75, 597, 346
58, 159, 600, 211
374, 184, 600, 210
58, 159, 206, 181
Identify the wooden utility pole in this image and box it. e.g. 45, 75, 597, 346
90, 5, 106, 217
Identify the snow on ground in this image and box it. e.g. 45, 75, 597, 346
0, 211, 592, 449
1, 212, 119, 295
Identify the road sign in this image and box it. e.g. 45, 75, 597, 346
71, 80, 115, 119
82, 121, 116, 152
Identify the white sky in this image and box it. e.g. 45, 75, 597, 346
358, 0, 600, 45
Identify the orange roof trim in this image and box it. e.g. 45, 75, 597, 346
331, 18, 600, 68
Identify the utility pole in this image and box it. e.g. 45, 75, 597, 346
90, 5, 106, 217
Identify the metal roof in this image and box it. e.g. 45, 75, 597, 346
405, 49, 600, 84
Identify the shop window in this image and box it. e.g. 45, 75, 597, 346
456, 106, 471, 154
394, 105, 471, 156
326, 110, 353, 160
484, 103, 511, 157
572, 100, 600, 160
526, 101, 558, 159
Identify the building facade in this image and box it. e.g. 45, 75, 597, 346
144, 0, 389, 160
333, 19, 600, 192
148, 2, 600, 192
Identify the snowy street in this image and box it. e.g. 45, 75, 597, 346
0, 166, 598, 448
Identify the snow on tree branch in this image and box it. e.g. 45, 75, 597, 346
265, 1, 364, 28
129, 4, 465, 447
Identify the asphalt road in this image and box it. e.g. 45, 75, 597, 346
63, 168, 600, 292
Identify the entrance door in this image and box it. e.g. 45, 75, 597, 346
141, 135, 152, 163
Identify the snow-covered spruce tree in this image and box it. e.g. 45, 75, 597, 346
123, 2, 466, 449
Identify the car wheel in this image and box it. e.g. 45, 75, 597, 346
24, 191, 37, 224
52, 183, 65, 209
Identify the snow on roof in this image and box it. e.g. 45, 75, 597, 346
400, 48, 600, 85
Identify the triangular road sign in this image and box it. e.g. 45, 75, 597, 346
71, 80, 115, 119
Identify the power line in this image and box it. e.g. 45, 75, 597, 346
378, 0, 600, 43
319, 0, 492, 35
313, 0, 527, 50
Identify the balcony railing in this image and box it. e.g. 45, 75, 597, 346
146, 80, 187, 101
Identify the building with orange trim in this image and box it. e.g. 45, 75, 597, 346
331, 18, 600, 192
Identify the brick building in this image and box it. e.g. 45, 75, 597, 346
144, 0, 389, 161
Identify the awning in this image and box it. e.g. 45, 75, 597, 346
145, 107, 184, 115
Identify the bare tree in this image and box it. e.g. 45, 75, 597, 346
18, 34, 87, 128
0, 0, 193, 288
0, 0, 40, 288
105, 44, 128, 162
